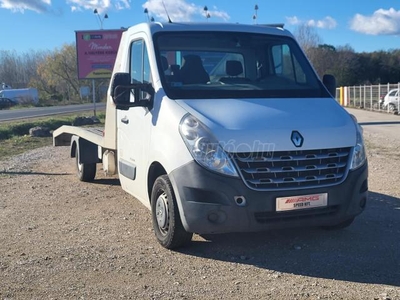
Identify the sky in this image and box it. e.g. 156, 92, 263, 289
1, 0, 400, 53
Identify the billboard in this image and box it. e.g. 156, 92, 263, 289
75, 29, 124, 79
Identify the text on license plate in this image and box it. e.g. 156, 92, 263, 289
276, 193, 328, 212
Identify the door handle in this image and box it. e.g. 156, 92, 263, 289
121, 117, 129, 124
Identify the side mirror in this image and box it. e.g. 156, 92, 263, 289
110, 72, 154, 110
111, 72, 131, 104
323, 74, 336, 98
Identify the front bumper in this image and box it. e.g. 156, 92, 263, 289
169, 161, 368, 234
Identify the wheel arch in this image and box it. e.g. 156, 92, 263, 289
70, 138, 78, 158
147, 161, 167, 204
70, 135, 100, 164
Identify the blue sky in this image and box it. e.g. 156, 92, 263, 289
1, 0, 400, 53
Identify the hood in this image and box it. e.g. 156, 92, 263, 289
176, 98, 356, 152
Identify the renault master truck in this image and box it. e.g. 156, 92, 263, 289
53, 22, 368, 249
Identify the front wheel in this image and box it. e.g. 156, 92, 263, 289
388, 103, 396, 112
151, 175, 192, 249
75, 147, 96, 182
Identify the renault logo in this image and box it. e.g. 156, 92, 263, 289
291, 131, 304, 147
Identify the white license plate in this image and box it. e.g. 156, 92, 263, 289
276, 193, 328, 212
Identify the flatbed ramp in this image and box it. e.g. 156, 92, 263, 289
53, 126, 105, 147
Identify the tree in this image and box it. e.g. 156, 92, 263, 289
31, 44, 81, 101
306, 44, 336, 78
293, 24, 322, 55
0, 50, 47, 89
331, 45, 360, 86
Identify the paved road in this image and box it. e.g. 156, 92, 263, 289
0, 103, 106, 122
346, 107, 400, 142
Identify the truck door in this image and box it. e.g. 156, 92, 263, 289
117, 38, 153, 203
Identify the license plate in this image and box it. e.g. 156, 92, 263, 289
276, 193, 328, 212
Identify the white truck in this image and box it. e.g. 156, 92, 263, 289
53, 22, 368, 249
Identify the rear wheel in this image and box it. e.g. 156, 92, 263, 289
75, 147, 96, 182
151, 175, 192, 249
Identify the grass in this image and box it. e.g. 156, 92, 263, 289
0, 136, 53, 159
0, 111, 105, 160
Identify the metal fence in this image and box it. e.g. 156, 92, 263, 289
336, 83, 400, 113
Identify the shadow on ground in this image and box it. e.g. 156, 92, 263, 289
179, 191, 400, 286
90, 178, 120, 186
0, 171, 71, 176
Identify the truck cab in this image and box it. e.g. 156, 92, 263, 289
54, 22, 368, 249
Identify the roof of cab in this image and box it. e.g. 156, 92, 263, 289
124, 22, 292, 38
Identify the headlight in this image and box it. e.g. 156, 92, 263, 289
179, 114, 238, 177
350, 123, 366, 170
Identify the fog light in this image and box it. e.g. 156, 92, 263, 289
208, 212, 219, 223
207, 211, 227, 224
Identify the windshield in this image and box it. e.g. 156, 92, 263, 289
154, 31, 329, 99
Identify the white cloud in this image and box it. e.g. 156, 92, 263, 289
286, 15, 337, 29
0, 0, 131, 13
67, 0, 130, 13
142, 0, 230, 22
0, 0, 51, 13
286, 16, 301, 25
350, 8, 400, 35
307, 16, 337, 29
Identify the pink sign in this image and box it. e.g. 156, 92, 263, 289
75, 29, 124, 79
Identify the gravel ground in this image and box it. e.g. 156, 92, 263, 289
1, 117, 400, 299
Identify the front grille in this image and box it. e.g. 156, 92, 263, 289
254, 205, 340, 224
232, 147, 351, 190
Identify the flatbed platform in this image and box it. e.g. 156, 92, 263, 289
53, 126, 106, 148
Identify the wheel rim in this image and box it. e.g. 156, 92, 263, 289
77, 160, 82, 172
155, 192, 169, 235
76, 155, 83, 172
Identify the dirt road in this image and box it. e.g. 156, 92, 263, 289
0, 109, 399, 299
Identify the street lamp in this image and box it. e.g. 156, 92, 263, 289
144, 8, 155, 22
253, 4, 258, 24
204, 6, 211, 21
91, 9, 109, 116
94, 9, 108, 30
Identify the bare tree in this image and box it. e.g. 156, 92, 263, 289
0, 50, 47, 88
293, 24, 322, 55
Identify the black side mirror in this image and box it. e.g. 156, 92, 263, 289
110, 72, 154, 110
323, 74, 336, 98
111, 72, 131, 104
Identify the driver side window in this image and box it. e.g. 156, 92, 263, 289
130, 39, 152, 101
130, 39, 151, 84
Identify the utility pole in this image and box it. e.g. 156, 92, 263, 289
91, 9, 109, 116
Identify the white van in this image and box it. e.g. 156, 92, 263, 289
0, 88, 39, 105
54, 22, 368, 249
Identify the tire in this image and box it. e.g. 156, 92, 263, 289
151, 175, 192, 249
321, 217, 355, 230
75, 147, 96, 182
388, 103, 396, 112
